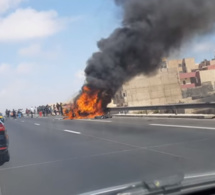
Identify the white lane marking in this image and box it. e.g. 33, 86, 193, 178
185, 172, 215, 179
80, 119, 112, 123
64, 130, 81, 135
34, 123, 40, 126
150, 124, 215, 130
21, 121, 24, 122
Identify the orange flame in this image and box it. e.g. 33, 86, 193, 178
64, 86, 106, 119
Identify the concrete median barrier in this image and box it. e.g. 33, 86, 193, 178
113, 113, 215, 119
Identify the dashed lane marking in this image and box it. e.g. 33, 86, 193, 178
64, 130, 81, 135
34, 123, 40, 126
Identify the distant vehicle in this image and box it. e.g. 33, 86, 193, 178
0, 113, 5, 123
0, 121, 10, 164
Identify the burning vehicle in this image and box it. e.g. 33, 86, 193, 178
64, 86, 112, 119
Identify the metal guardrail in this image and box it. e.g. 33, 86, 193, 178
108, 102, 215, 114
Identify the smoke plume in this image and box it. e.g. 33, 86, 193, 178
85, 0, 215, 96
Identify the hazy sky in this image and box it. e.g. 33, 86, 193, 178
0, 0, 215, 112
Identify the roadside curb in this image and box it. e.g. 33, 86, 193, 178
113, 114, 215, 119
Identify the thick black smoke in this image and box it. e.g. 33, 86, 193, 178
85, 0, 215, 96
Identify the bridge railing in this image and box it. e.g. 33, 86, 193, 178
108, 102, 215, 114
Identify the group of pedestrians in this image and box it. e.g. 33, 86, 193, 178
37, 105, 52, 117
5, 103, 64, 119
37, 103, 64, 117
5, 109, 23, 119
25, 107, 36, 118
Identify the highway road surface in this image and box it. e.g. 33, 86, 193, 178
0, 116, 215, 195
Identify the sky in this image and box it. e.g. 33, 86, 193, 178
0, 0, 215, 112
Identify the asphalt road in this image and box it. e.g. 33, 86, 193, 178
0, 116, 215, 195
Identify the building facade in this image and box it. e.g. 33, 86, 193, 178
199, 69, 215, 89
164, 58, 201, 89
114, 68, 182, 107
112, 57, 215, 107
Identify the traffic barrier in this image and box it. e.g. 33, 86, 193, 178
108, 102, 215, 114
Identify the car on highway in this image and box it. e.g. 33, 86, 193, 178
79, 173, 215, 195
0, 113, 5, 123
0, 121, 10, 164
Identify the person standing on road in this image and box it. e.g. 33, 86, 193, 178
30, 106, 34, 118
53, 104, 57, 115
6, 109, 10, 118
13, 109, 16, 119
49, 106, 53, 116
54, 108, 57, 116
58, 104, 62, 116
56, 103, 60, 115
42, 107, 45, 117
26, 109, 28, 116
60, 103, 64, 116
18, 110, 21, 118
45, 105, 49, 116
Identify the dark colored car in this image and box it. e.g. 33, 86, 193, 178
94, 114, 112, 119
0, 121, 10, 163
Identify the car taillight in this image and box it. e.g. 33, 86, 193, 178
0, 123, 5, 131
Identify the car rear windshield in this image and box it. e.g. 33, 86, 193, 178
0, 131, 6, 145
0, 131, 5, 137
